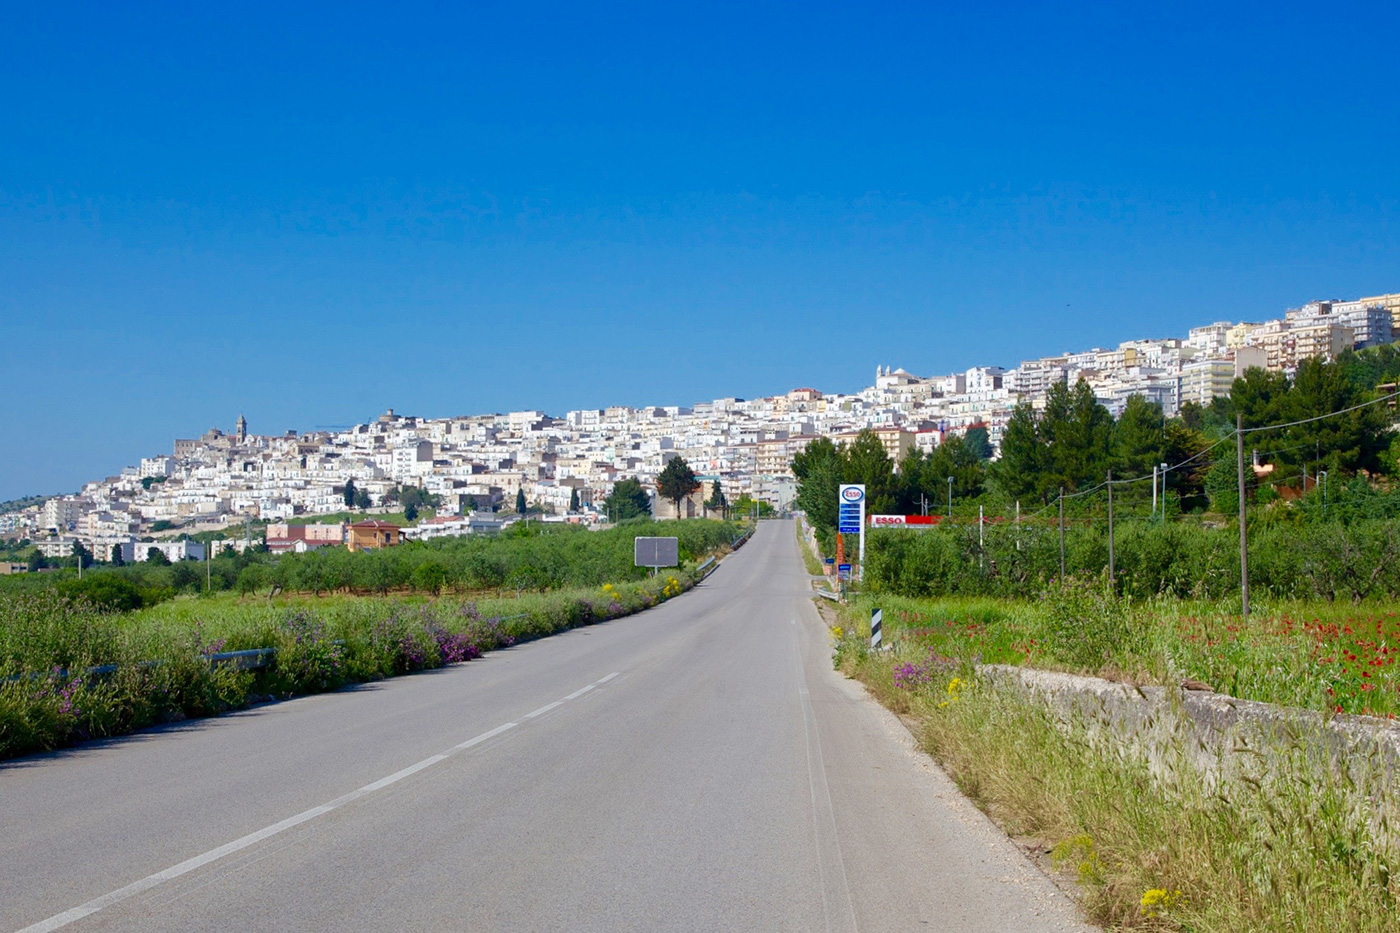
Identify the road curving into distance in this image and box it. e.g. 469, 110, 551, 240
2, 520, 1094, 932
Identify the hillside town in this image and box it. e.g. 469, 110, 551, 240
6, 290, 1397, 562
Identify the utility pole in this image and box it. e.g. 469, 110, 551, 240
1106, 470, 1114, 587
1058, 487, 1065, 581
1160, 462, 1168, 520
1236, 414, 1250, 617
1152, 465, 1158, 519
946, 476, 953, 519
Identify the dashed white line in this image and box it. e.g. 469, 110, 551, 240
14, 672, 626, 933
453, 721, 517, 751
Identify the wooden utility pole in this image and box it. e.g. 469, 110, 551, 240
1237, 414, 1250, 617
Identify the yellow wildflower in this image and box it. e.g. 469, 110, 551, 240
1140, 888, 1179, 918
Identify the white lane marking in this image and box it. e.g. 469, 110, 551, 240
453, 721, 516, 751
15, 672, 628, 933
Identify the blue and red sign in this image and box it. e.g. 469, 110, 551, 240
837, 484, 866, 534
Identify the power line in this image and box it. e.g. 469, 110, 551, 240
953, 383, 1394, 523
1238, 387, 1400, 435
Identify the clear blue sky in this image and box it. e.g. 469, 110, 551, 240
3, 2, 1397, 500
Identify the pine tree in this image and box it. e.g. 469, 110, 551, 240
842, 429, 896, 514
604, 479, 651, 521
657, 456, 700, 519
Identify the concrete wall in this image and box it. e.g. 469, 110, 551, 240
979, 665, 1400, 801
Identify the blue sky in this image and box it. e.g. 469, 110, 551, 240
2, 1, 1397, 500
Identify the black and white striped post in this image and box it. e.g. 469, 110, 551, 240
870, 607, 882, 650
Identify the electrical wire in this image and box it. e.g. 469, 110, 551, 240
1238, 387, 1400, 434
948, 384, 1393, 523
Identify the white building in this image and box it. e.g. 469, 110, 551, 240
121, 540, 206, 563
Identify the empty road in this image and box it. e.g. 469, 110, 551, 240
2, 521, 1092, 931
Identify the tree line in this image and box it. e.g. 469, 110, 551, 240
795, 347, 1400, 551
0, 520, 743, 610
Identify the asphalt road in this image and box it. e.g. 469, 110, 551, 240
2, 520, 1094, 932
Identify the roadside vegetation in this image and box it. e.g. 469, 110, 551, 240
0, 519, 742, 609
798, 348, 1400, 928
0, 519, 743, 760
836, 634, 1399, 931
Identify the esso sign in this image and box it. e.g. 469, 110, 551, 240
840, 486, 865, 502
869, 514, 936, 527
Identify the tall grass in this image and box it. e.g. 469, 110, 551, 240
839, 642, 1400, 931
842, 590, 1400, 719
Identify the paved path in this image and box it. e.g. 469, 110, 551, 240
2, 520, 1094, 931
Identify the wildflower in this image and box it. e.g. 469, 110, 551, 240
1140, 888, 1179, 918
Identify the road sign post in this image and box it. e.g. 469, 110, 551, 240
838, 484, 866, 581
634, 537, 679, 576
870, 607, 882, 650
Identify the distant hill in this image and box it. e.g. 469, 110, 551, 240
0, 495, 49, 514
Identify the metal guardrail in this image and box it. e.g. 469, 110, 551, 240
816, 589, 840, 602
211, 647, 277, 671
6, 647, 280, 684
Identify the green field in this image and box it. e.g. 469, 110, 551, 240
0, 519, 743, 760
837, 590, 1400, 719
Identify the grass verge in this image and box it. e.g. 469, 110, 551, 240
0, 572, 692, 760
796, 519, 826, 577
841, 585, 1400, 719
834, 624, 1400, 931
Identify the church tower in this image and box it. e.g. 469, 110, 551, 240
235, 414, 247, 442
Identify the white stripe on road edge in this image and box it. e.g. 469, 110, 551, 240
15, 672, 624, 933
525, 701, 562, 718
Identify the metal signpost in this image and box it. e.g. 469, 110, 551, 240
634, 536, 679, 576
837, 484, 866, 580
